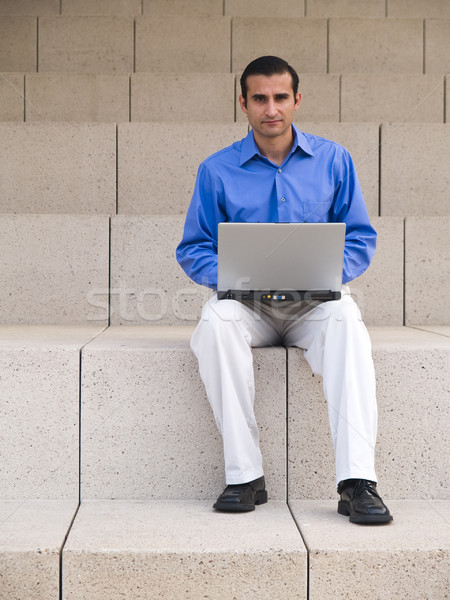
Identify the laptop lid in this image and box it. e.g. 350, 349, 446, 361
217, 222, 345, 301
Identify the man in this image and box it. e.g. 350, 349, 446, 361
176, 56, 392, 525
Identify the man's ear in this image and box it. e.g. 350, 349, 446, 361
238, 94, 248, 114
294, 92, 302, 111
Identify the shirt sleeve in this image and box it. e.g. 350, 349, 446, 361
176, 162, 226, 289
330, 148, 377, 284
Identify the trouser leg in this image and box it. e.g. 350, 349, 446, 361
191, 294, 280, 484
282, 291, 378, 485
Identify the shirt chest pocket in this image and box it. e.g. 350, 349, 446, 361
301, 198, 333, 223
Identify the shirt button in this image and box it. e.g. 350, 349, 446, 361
278, 168, 282, 173
281, 197, 286, 202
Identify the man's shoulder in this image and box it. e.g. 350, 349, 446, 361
200, 138, 244, 170
300, 130, 350, 157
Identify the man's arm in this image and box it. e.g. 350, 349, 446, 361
176, 163, 226, 289
330, 149, 377, 284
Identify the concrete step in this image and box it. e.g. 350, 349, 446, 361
405, 217, 450, 325
2, 72, 449, 125
0, 16, 37, 72
0, 499, 78, 600
0, 214, 447, 327
290, 499, 450, 600
381, 124, 450, 216
79, 326, 450, 501
25, 73, 130, 122
39, 16, 134, 73
225, 0, 305, 17
108, 214, 405, 326
135, 15, 231, 73
0, 72, 24, 121
61, 0, 142, 16
0, 215, 110, 325
144, 0, 223, 17
117, 122, 248, 214
388, 0, 450, 18
0, 0, 60, 15
3, 0, 450, 19
80, 326, 287, 501
0, 326, 105, 499
329, 17, 423, 73
131, 73, 235, 122
3, 16, 449, 75
0, 123, 116, 214
2, 122, 449, 217
2, 497, 448, 599
288, 326, 450, 501
62, 499, 307, 600
231, 17, 327, 74
340, 73, 445, 122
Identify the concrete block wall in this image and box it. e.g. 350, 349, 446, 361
1, 3, 450, 599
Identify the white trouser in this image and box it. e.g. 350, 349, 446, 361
190, 289, 378, 486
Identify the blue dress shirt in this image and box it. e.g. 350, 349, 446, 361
176, 125, 376, 289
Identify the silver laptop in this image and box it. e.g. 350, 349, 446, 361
217, 222, 345, 302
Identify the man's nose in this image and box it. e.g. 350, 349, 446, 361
265, 99, 277, 116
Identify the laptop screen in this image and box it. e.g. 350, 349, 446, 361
217, 222, 345, 301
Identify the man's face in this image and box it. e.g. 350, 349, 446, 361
239, 72, 301, 141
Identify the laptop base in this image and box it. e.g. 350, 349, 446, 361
217, 290, 341, 302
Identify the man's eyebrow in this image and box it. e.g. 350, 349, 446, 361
251, 92, 291, 100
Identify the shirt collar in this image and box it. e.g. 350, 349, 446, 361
239, 124, 314, 166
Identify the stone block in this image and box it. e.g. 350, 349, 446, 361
447, 76, 450, 123
0, 326, 103, 497
61, 0, 142, 14
110, 216, 207, 326
329, 18, 423, 73
26, 73, 129, 122
144, 0, 223, 16
405, 217, 450, 326
0, 73, 24, 121
0, 215, 110, 324
341, 74, 444, 123
0, 122, 116, 213
63, 500, 307, 600
350, 217, 404, 326
117, 122, 247, 214
290, 500, 450, 600
299, 122, 379, 216
225, 0, 305, 17
135, 16, 231, 72
81, 327, 287, 501
236, 74, 340, 123
306, 0, 385, 17
0, 500, 78, 600
380, 123, 450, 216
425, 19, 450, 74
389, 0, 450, 18
131, 73, 235, 122
0, 0, 59, 14
0, 17, 36, 71
232, 18, 327, 74
287, 327, 450, 500
39, 16, 134, 73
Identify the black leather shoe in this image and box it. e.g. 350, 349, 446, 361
337, 479, 393, 524
213, 476, 267, 512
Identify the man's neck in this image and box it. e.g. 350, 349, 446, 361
253, 127, 295, 166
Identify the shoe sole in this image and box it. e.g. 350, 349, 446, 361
338, 500, 393, 525
213, 490, 268, 512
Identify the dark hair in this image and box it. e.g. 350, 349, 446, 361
240, 55, 299, 103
